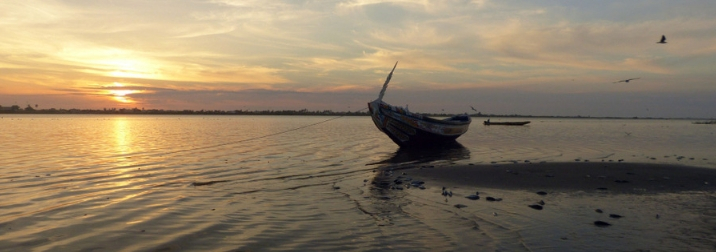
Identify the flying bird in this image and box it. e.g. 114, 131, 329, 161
657, 35, 667, 44
613, 78, 640, 83
470, 106, 477, 112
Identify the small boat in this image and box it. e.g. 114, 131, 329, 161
693, 120, 716, 125
368, 62, 472, 148
483, 120, 530, 126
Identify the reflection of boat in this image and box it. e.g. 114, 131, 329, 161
483, 120, 530, 126
368, 62, 472, 148
368, 142, 470, 166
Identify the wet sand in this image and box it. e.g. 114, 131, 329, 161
385, 162, 716, 251
408, 162, 716, 194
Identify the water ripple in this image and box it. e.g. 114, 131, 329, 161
1, 115, 714, 251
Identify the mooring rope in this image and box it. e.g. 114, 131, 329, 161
163, 107, 368, 155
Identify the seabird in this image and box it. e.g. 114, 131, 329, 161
470, 106, 477, 112
657, 35, 667, 44
613, 78, 640, 83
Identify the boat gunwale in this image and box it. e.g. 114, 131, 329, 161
375, 101, 471, 126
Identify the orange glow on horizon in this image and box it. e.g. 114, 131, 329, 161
109, 89, 135, 97
111, 96, 133, 103
105, 82, 140, 104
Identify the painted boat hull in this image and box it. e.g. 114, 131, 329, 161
368, 62, 471, 148
368, 101, 471, 148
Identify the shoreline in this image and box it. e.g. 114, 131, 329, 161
2, 112, 713, 121
403, 162, 716, 194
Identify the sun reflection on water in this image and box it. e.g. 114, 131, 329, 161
110, 117, 138, 189
114, 118, 132, 155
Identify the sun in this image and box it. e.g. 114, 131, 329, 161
112, 95, 133, 103
109, 89, 135, 97
106, 82, 140, 103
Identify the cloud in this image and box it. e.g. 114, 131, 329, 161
1, 0, 716, 117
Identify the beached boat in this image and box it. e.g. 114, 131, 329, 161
368, 62, 471, 148
483, 120, 530, 126
692, 120, 716, 125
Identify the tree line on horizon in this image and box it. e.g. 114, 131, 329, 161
0, 104, 498, 117
0, 105, 372, 116
1, 104, 695, 119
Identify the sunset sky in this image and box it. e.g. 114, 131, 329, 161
1, 0, 715, 118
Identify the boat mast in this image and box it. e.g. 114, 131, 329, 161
377, 61, 398, 102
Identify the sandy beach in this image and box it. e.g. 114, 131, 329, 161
374, 162, 716, 251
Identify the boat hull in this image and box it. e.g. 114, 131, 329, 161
368, 101, 471, 148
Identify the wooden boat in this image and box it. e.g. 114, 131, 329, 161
693, 120, 716, 125
368, 62, 471, 148
483, 120, 530, 126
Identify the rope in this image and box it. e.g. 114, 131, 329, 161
164, 107, 368, 155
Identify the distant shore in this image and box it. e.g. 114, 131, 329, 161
1, 108, 713, 120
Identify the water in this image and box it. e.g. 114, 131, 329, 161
472, 118, 715, 166
1, 115, 714, 251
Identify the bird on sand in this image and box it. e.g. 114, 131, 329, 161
613, 78, 640, 83
657, 35, 667, 44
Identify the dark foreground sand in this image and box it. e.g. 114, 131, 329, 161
384, 162, 716, 251
407, 162, 716, 194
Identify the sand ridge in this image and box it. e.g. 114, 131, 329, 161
406, 162, 716, 194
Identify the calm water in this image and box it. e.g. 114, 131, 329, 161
1, 115, 714, 251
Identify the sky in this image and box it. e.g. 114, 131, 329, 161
1, 0, 715, 118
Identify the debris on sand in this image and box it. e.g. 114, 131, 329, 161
609, 214, 623, 219
594, 221, 611, 227
465, 194, 480, 200
528, 204, 543, 210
